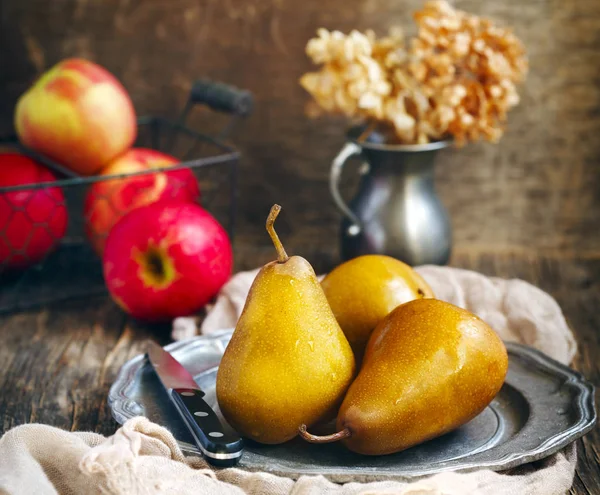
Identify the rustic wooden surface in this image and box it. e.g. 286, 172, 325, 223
0, 249, 597, 493
1, 0, 600, 256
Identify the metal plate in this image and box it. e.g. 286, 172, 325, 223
109, 330, 596, 482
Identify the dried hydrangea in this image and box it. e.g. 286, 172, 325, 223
300, 0, 528, 145
300, 28, 393, 119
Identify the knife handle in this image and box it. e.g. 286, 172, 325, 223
171, 388, 244, 467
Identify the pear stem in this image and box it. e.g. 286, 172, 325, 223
266, 204, 289, 263
298, 425, 352, 444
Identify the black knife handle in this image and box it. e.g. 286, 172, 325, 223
171, 388, 243, 467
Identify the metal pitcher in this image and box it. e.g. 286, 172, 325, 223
330, 129, 452, 266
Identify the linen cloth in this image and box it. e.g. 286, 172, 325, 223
0, 266, 578, 495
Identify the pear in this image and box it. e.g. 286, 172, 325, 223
299, 299, 508, 455
216, 205, 355, 444
321, 255, 434, 363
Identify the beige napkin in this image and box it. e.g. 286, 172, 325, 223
0, 266, 579, 495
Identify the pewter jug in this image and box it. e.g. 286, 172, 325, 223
330, 131, 452, 266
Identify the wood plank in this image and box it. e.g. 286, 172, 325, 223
1, 0, 600, 256
0, 297, 169, 435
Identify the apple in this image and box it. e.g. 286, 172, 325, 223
84, 148, 200, 256
0, 153, 68, 270
14, 58, 137, 176
103, 202, 232, 322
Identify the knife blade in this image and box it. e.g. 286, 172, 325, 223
146, 341, 243, 467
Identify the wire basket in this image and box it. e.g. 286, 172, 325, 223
0, 80, 253, 314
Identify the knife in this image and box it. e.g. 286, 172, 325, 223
146, 341, 244, 467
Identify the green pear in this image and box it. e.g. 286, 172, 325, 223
216, 205, 355, 444
300, 299, 508, 455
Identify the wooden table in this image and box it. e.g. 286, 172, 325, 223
0, 249, 597, 494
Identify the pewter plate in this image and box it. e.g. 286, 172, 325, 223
109, 330, 596, 482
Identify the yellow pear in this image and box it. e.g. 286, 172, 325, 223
300, 299, 508, 455
216, 205, 355, 444
321, 255, 434, 362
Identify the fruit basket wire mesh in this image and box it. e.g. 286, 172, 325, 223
0, 80, 252, 314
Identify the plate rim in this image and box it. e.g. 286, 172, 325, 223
108, 331, 596, 479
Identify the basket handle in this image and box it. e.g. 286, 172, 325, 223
190, 80, 253, 117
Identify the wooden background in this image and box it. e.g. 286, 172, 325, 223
1, 0, 600, 267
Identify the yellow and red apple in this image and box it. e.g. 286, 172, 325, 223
103, 201, 232, 322
0, 153, 68, 270
15, 58, 136, 176
84, 148, 200, 256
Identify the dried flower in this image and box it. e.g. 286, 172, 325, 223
300, 0, 528, 145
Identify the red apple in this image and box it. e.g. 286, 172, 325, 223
0, 154, 68, 270
84, 148, 200, 256
103, 202, 232, 321
15, 58, 137, 176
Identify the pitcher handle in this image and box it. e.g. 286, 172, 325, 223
330, 142, 363, 235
